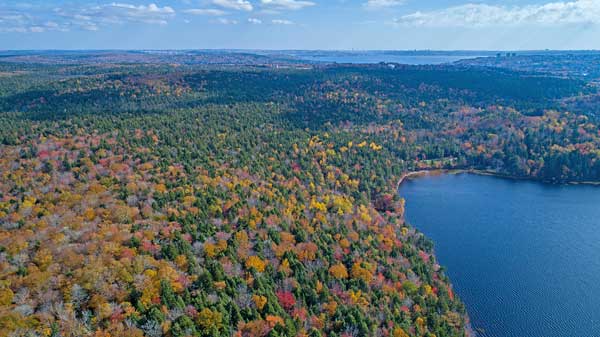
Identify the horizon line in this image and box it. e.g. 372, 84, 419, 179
2, 48, 600, 53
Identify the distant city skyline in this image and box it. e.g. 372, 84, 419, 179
1, 0, 600, 50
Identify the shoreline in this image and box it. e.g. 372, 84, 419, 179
395, 168, 480, 336
397, 168, 600, 188
396, 167, 600, 337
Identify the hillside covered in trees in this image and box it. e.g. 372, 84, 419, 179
1, 57, 599, 337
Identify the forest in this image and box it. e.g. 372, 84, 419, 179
0, 56, 599, 337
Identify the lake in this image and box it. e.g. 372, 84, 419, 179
295, 54, 484, 65
267, 51, 492, 64
399, 173, 600, 337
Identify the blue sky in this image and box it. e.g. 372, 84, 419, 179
1, 0, 600, 50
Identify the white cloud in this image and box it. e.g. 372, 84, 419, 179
257, 9, 281, 15
183, 8, 228, 16
212, 0, 253, 11
88, 3, 176, 25
0, 9, 31, 32
271, 19, 294, 24
48, 2, 177, 32
248, 17, 263, 24
395, 0, 600, 27
0, 9, 70, 33
212, 17, 239, 24
261, 0, 315, 11
81, 23, 100, 31
363, 0, 404, 10
0, 27, 26, 33
0, 3, 177, 33
0, 13, 26, 23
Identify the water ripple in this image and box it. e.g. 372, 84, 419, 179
400, 173, 600, 337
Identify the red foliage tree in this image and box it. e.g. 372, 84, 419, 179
276, 291, 296, 311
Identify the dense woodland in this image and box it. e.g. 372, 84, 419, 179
457, 52, 600, 81
1, 57, 599, 337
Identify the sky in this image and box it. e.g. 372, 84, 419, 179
1, 0, 600, 50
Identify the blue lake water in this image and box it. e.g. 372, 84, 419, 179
399, 173, 600, 337
286, 52, 488, 65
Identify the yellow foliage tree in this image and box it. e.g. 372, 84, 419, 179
392, 327, 410, 337
310, 198, 327, 212
329, 263, 348, 279
296, 242, 318, 261
323, 300, 338, 315
416, 316, 426, 331
266, 315, 285, 328
204, 240, 228, 258
0, 287, 14, 306
279, 259, 291, 275
351, 262, 374, 283
423, 284, 433, 297
155, 183, 167, 194
197, 308, 222, 330
245, 256, 267, 273
84, 208, 96, 221
34, 249, 53, 271
252, 295, 267, 310
357, 205, 372, 224
175, 254, 188, 269
348, 290, 369, 306
331, 195, 353, 215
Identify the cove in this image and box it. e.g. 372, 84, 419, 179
399, 173, 600, 337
